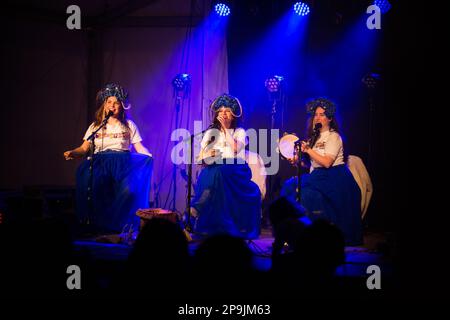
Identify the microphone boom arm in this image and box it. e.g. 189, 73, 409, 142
86, 111, 113, 142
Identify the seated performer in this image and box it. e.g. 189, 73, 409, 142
64, 83, 153, 233
191, 94, 261, 239
281, 97, 362, 246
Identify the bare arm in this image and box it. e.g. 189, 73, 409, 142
216, 115, 245, 154
133, 141, 152, 157
302, 142, 334, 168
224, 132, 244, 154
63, 140, 91, 160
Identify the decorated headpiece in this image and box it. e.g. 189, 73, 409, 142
99, 83, 131, 109
210, 93, 243, 118
306, 97, 336, 118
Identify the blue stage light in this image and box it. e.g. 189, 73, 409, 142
374, 0, 391, 14
265, 76, 285, 93
362, 73, 381, 89
215, 3, 231, 17
293, 2, 310, 16
172, 74, 191, 92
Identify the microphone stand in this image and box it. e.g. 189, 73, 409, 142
294, 140, 302, 203
184, 125, 213, 231
295, 126, 321, 203
266, 99, 277, 209
271, 100, 277, 133
171, 96, 182, 213
185, 133, 194, 231
294, 127, 320, 204
84, 114, 111, 226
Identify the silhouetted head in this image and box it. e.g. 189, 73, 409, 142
194, 234, 253, 275
295, 219, 346, 276
128, 218, 189, 269
268, 196, 307, 229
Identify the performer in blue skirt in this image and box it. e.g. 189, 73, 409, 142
281, 97, 362, 246
191, 94, 261, 239
64, 83, 153, 233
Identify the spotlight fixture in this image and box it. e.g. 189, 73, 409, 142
172, 73, 191, 92
374, 0, 391, 14
265, 75, 286, 130
265, 75, 285, 93
362, 72, 381, 89
172, 73, 191, 99
293, 2, 310, 16
214, 2, 231, 17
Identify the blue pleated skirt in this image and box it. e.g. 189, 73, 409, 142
76, 151, 153, 233
192, 163, 262, 239
281, 164, 362, 246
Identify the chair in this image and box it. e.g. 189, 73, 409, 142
245, 151, 267, 200
346, 155, 373, 219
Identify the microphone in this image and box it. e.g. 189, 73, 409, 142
309, 123, 322, 148
208, 122, 220, 130
102, 110, 114, 123
313, 122, 322, 132
105, 110, 114, 119
188, 122, 218, 140
205, 122, 220, 132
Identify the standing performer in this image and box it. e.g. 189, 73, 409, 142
64, 83, 153, 234
191, 94, 261, 239
282, 97, 362, 245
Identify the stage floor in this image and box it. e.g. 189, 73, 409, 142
74, 227, 393, 278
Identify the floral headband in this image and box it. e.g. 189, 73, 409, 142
306, 97, 336, 118
210, 93, 243, 118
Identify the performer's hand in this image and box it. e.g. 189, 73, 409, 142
217, 115, 229, 130
288, 154, 298, 165
198, 149, 218, 166
301, 141, 310, 153
203, 149, 216, 158
63, 150, 74, 160
190, 207, 199, 218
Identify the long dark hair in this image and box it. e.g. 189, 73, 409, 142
305, 114, 340, 148
305, 112, 348, 163
93, 90, 130, 130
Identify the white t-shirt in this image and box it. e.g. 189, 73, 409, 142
83, 119, 143, 154
201, 127, 247, 159
310, 130, 345, 171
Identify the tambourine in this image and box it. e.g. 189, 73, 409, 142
277, 133, 300, 160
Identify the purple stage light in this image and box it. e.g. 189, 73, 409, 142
265, 76, 285, 93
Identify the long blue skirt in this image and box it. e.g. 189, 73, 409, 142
281, 164, 362, 246
76, 152, 153, 233
192, 163, 262, 239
